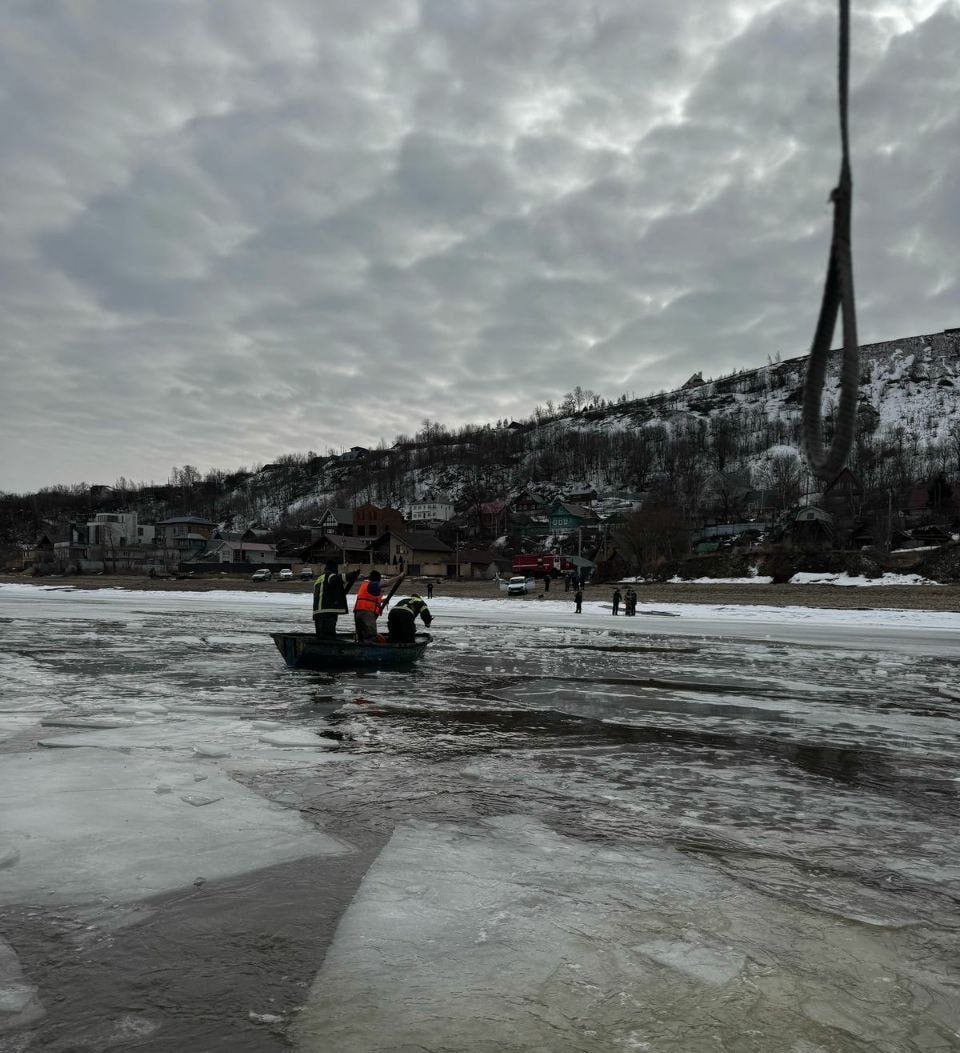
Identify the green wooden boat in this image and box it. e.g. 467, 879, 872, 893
271, 631, 431, 671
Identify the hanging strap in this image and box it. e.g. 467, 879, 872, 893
802, 0, 859, 482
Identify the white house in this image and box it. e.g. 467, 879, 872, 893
86, 512, 148, 547
405, 499, 454, 523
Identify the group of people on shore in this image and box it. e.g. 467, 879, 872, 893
572, 584, 639, 615
311, 561, 433, 643
611, 587, 639, 615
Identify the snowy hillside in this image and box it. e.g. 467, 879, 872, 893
230, 328, 960, 524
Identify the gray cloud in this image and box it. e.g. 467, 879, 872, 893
0, 0, 957, 490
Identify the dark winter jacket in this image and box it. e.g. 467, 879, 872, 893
390, 595, 432, 627
313, 570, 360, 616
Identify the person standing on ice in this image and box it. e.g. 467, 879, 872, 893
353, 570, 401, 642
611, 588, 622, 615
574, 586, 583, 614
387, 594, 433, 643
313, 560, 360, 639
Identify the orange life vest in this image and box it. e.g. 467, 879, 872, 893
354, 580, 382, 615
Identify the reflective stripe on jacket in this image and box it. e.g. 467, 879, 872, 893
392, 595, 432, 626
313, 570, 358, 615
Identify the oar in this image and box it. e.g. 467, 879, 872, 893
381, 573, 405, 611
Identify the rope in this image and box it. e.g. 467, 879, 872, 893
802, 0, 859, 482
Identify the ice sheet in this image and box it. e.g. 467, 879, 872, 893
0, 937, 43, 1033
4, 581, 960, 637
294, 816, 957, 1052
0, 749, 350, 906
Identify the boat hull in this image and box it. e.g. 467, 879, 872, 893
271, 631, 431, 671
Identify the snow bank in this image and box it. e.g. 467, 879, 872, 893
789, 572, 937, 587
620, 571, 939, 587
4, 581, 960, 636
667, 575, 773, 585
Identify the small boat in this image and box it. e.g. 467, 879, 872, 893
271, 631, 432, 671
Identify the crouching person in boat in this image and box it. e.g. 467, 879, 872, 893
353, 570, 402, 643
387, 594, 433, 644
313, 560, 360, 639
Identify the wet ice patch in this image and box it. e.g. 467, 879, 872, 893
634, 938, 744, 986
258, 729, 339, 749
178, 793, 224, 807
294, 815, 949, 1052
0, 749, 350, 906
39, 716, 139, 730
0, 937, 43, 1032
192, 744, 232, 758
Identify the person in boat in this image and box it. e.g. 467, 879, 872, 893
353, 569, 401, 643
313, 560, 360, 639
387, 594, 433, 643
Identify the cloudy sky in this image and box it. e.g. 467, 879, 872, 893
1, 0, 957, 492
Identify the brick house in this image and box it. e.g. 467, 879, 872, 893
353, 503, 405, 539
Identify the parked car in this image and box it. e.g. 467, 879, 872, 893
278, 568, 293, 581
250, 568, 272, 582
299, 566, 314, 580
500, 575, 534, 596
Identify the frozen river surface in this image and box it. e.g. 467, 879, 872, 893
1, 583, 959, 1052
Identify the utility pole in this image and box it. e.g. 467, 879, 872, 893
886, 489, 892, 551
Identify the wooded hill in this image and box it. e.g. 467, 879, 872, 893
3, 329, 959, 551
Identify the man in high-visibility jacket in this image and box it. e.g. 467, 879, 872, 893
353, 570, 401, 642
387, 594, 433, 643
313, 560, 360, 639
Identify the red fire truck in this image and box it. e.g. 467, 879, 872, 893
511, 553, 576, 578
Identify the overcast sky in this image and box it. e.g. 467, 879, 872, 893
1, 0, 957, 492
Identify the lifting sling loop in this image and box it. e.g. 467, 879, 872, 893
802, 0, 859, 482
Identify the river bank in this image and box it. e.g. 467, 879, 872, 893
4, 572, 960, 612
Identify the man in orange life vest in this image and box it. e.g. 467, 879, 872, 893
353, 569, 402, 642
